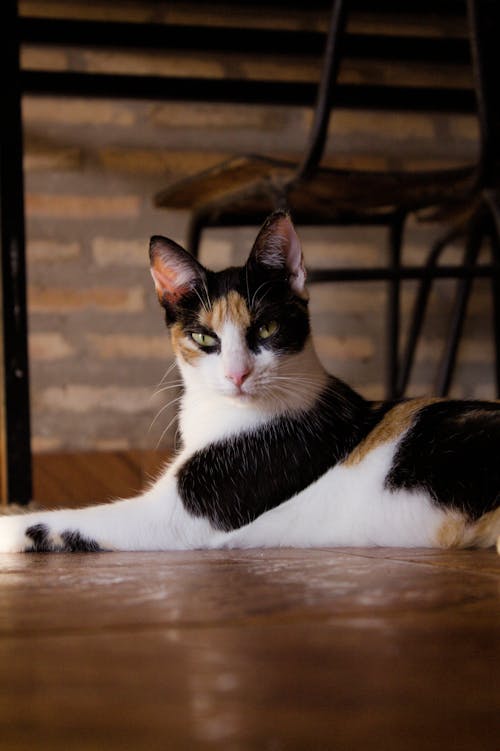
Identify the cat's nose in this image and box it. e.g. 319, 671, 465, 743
225, 367, 251, 388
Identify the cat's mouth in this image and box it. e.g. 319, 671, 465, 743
218, 369, 285, 404
221, 381, 258, 403
226, 386, 254, 402
223, 380, 283, 407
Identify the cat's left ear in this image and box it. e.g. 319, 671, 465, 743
248, 211, 307, 297
149, 235, 205, 309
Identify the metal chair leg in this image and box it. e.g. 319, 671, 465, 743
396, 224, 464, 397
386, 212, 405, 400
187, 211, 205, 258
434, 222, 483, 397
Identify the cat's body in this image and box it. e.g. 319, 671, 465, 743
1, 212, 500, 554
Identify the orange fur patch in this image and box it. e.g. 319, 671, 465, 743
170, 323, 201, 365
466, 507, 500, 549
436, 507, 500, 550
199, 290, 250, 333
435, 512, 469, 549
170, 291, 251, 364
343, 397, 443, 467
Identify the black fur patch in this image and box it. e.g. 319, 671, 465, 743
25, 524, 101, 553
177, 377, 384, 531
246, 275, 309, 356
60, 530, 102, 552
26, 523, 52, 552
386, 400, 500, 520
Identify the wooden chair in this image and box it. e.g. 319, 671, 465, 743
154, 0, 499, 400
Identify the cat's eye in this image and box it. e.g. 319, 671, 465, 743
191, 331, 217, 348
257, 321, 279, 340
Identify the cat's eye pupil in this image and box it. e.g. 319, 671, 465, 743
258, 321, 278, 340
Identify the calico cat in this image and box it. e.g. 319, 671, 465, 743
1, 210, 500, 554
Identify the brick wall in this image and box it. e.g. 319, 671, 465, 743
21, 1, 494, 453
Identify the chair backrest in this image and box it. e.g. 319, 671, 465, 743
295, 0, 496, 184
467, 0, 500, 188
295, 0, 347, 182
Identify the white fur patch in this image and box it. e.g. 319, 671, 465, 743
212, 440, 447, 550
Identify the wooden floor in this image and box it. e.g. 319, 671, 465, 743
1, 453, 499, 750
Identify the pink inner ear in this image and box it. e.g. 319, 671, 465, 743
274, 216, 306, 295
150, 259, 192, 303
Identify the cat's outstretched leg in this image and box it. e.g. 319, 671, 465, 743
0, 473, 212, 553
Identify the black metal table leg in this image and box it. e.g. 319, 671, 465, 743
187, 210, 206, 258
489, 228, 500, 397
396, 224, 465, 398
386, 212, 405, 400
485, 191, 500, 396
434, 220, 483, 397
1, 0, 32, 505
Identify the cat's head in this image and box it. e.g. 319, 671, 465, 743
149, 211, 319, 406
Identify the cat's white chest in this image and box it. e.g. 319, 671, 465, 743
179, 388, 271, 452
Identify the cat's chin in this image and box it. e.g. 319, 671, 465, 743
216, 385, 265, 407
222, 389, 286, 412
224, 390, 255, 405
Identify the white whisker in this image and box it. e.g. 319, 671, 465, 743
201, 277, 212, 312
250, 280, 273, 311
151, 382, 184, 399
192, 286, 209, 314
155, 360, 179, 388
156, 412, 180, 449
148, 395, 183, 433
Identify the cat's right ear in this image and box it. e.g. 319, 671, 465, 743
247, 211, 307, 297
149, 236, 205, 314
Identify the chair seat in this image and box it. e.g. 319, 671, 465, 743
154, 154, 478, 225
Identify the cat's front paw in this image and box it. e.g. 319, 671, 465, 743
25, 523, 101, 553
0, 515, 34, 552
0, 516, 101, 553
